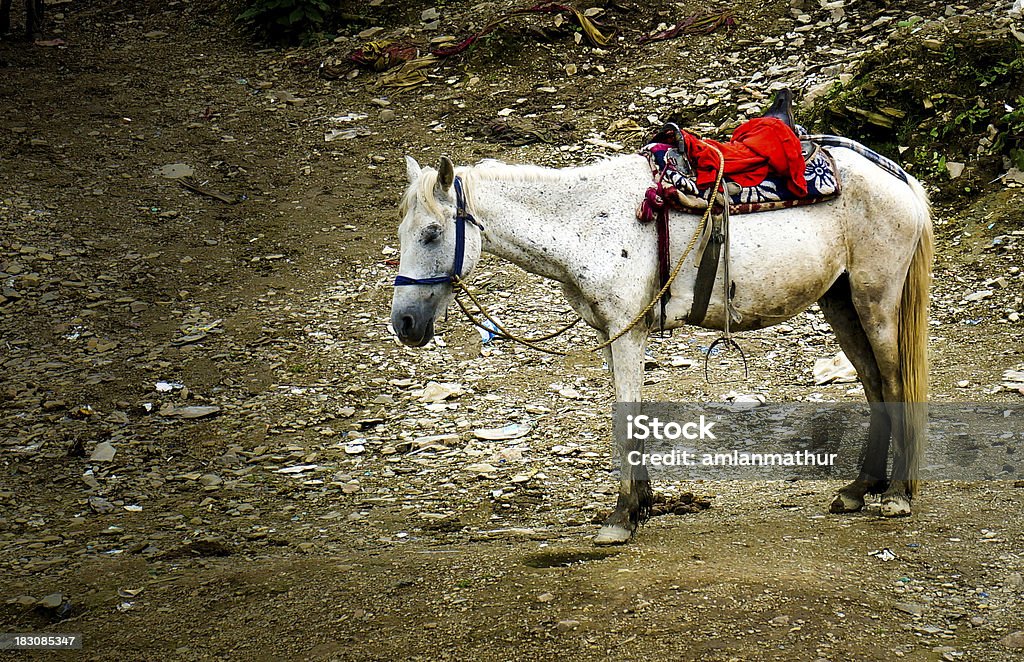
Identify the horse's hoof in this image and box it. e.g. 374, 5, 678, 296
829, 491, 864, 514
593, 525, 633, 546
880, 495, 912, 517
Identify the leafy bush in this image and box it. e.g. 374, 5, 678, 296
805, 21, 1024, 198
237, 0, 332, 41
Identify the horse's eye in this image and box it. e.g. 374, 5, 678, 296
421, 224, 443, 245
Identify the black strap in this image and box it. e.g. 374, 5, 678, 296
656, 206, 671, 331
688, 218, 723, 326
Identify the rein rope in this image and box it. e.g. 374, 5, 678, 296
422, 149, 726, 356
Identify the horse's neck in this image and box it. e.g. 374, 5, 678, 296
470, 158, 645, 283
475, 185, 572, 282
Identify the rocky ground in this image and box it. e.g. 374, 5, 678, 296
2, 0, 1024, 659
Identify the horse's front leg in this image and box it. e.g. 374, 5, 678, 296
595, 328, 652, 545
27, 0, 42, 40
560, 282, 614, 371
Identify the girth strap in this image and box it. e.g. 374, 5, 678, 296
688, 214, 723, 326
688, 183, 743, 330
655, 198, 671, 330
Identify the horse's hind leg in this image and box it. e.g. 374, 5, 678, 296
848, 289, 918, 517
0, 0, 12, 36
594, 328, 653, 545
26, 0, 41, 40
819, 276, 891, 513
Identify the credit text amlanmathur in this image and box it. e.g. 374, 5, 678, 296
625, 449, 839, 467
622, 413, 838, 468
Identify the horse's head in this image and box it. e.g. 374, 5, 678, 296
390, 155, 482, 347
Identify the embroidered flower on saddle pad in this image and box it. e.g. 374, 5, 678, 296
804, 153, 839, 197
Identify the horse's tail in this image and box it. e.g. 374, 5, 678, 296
899, 176, 933, 496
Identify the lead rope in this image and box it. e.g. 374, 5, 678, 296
453, 288, 581, 355
450, 147, 727, 356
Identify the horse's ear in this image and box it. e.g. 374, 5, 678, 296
435, 156, 455, 196
405, 156, 421, 183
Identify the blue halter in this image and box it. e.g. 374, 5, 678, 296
393, 176, 482, 287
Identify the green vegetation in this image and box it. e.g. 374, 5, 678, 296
805, 18, 1024, 198
237, 0, 333, 42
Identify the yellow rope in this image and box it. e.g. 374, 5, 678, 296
453, 291, 578, 355
452, 147, 726, 356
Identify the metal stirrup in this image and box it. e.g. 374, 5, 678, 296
704, 179, 748, 383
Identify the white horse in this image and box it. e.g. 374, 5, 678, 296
390, 144, 932, 545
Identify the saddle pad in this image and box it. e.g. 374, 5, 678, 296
641, 142, 842, 215
727, 143, 842, 214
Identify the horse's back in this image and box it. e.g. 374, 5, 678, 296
829, 147, 931, 233
827, 147, 931, 283
662, 146, 930, 332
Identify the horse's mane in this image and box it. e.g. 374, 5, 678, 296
399, 167, 444, 218
401, 157, 630, 219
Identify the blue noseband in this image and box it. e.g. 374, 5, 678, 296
393, 176, 482, 287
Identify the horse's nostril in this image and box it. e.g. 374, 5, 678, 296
399, 314, 415, 336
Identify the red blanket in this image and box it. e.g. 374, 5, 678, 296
681, 117, 808, 197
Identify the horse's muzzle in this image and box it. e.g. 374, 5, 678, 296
391, 307, 435, 347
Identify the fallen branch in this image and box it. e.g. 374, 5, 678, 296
638, 9, 736, 45
431, 2, 612, 57
179, 178, 239, 205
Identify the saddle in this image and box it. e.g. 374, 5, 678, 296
761, 88, 797, 132
637, 89, 842, 333
643, 89, 841, 215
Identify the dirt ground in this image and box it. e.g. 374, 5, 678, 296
2, 0, 1023, 660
